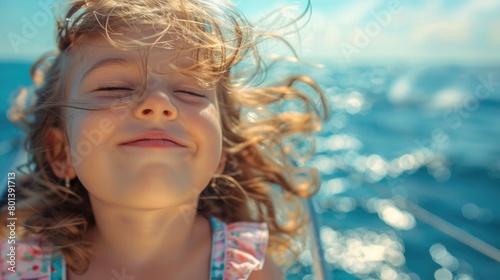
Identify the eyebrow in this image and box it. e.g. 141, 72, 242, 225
81, 58, 133, 81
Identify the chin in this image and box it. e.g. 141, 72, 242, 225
116, 185, 198, 208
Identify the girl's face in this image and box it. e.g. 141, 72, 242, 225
57, 35, 224, 209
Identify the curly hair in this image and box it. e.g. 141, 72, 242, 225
1, 0, 328, 274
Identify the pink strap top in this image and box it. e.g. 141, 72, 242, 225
1, 216, 268, 280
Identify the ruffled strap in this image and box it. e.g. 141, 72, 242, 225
0, 236, 66, 280
209, 216, 269, 280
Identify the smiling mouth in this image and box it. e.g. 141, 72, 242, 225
120, 139, 183, 148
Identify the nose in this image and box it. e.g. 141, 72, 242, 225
133, 89, 177, 121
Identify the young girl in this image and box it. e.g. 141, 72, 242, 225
1, 0, 327, 279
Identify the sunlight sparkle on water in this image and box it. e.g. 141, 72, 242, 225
434, 268, 453, 280
319, 227, 408, 278
316, 134, 362, 153
430, 243, 459, 271
375, 199, 416, 230
320, 178, 347, 195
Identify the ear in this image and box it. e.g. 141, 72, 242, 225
215, 150, 227, 174
45, 127, 76, 180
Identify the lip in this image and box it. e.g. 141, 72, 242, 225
119, 131, 186, 148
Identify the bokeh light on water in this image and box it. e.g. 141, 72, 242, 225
284, 63, 500, 280
319, 226, 408, 279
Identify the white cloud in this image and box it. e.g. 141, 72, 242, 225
300, 0, 500, 64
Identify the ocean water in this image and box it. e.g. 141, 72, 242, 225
294, 64, 500, 280
1, 61, 499, 279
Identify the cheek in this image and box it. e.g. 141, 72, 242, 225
68, 111, 97, 143
198, 106, 223, 164
67, 108, 120, 137
200, 105, 218, 119
199, 106, 222, 138
66, 111, 87, 150
66, 110, 118, 165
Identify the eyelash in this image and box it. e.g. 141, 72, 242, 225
95, 87, 206, 98
175, 90, 207, 98
97, 86, 134, 91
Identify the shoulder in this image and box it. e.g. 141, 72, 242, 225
248, 253, 284, 280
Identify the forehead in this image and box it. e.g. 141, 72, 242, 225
63, 25, 222, 93
70, 32, 191, 75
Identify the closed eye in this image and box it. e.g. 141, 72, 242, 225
174, 90, 207, 98
96, 86, 134, 91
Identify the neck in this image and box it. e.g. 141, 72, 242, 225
85, 194, 204, 269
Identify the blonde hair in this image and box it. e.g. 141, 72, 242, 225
2, 0, 328, 274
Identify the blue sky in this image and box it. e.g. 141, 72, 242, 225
0, 0, 499, 65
